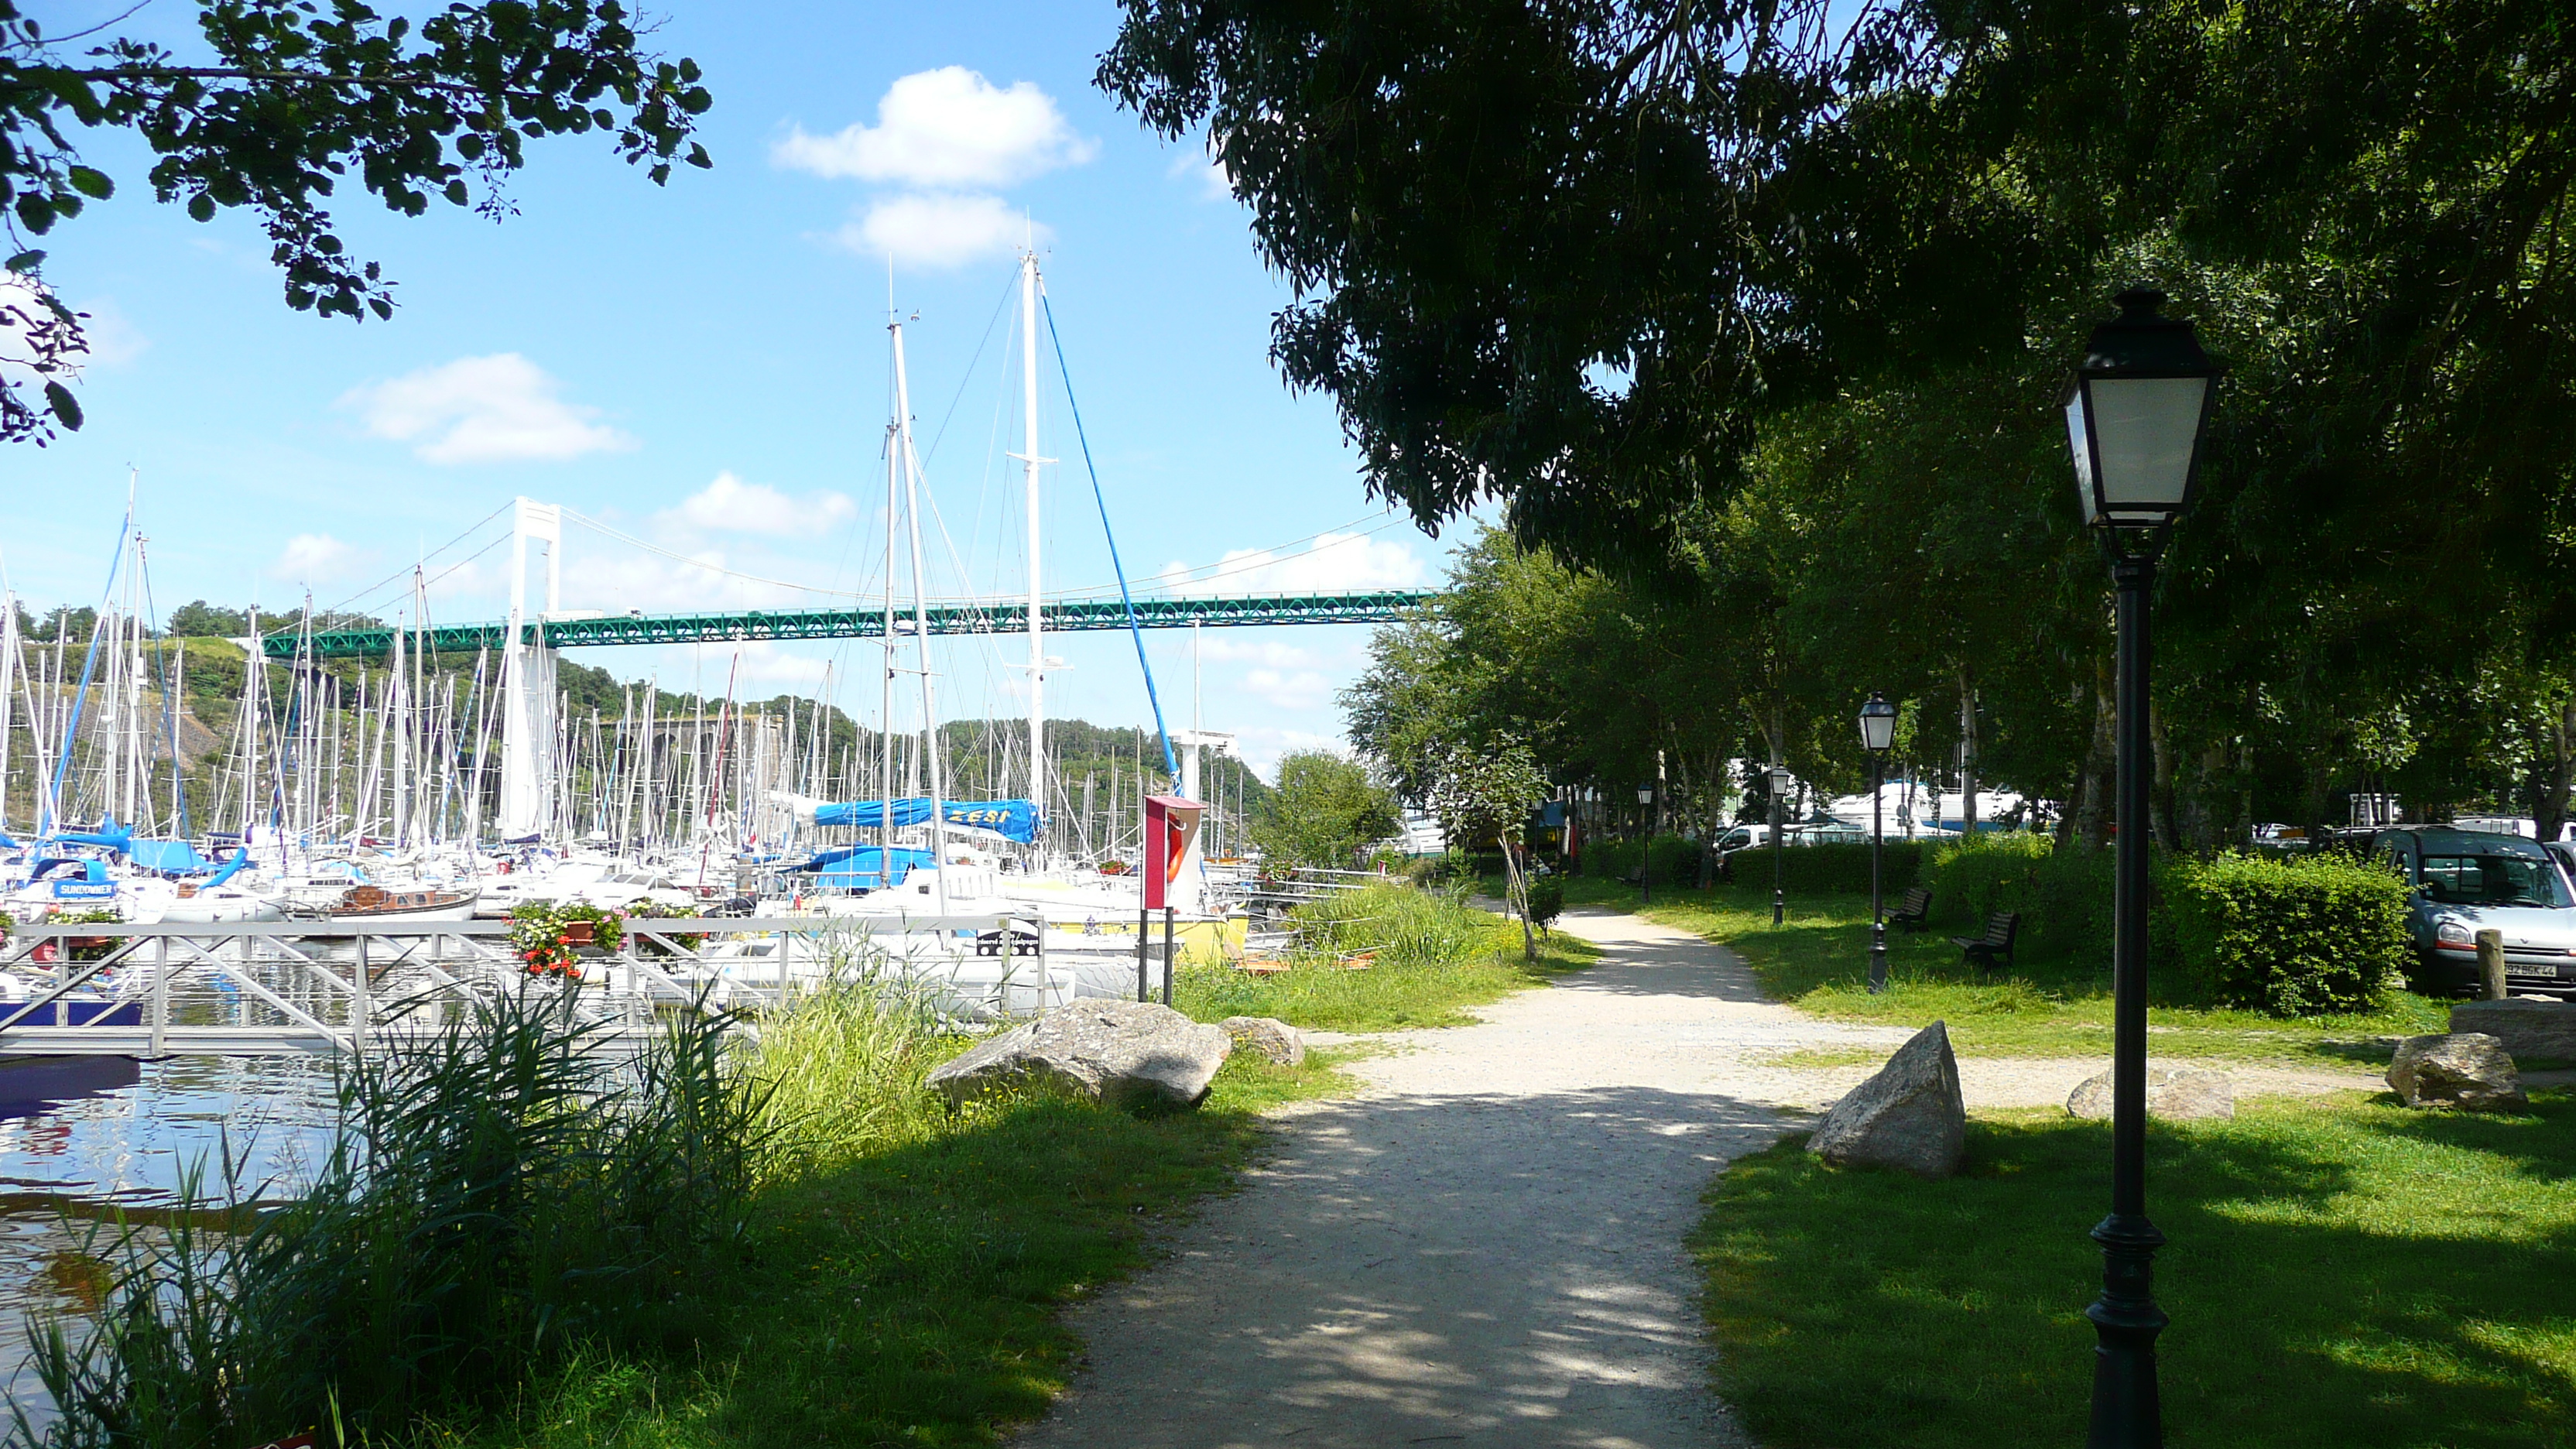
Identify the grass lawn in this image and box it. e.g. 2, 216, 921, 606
1694, 1091, 2576, 1448
415, 1050, 1356, 1448
1550, 875, 2449, 1066
1169, 886, 1587, 1031
1170, 912, 1598, 1032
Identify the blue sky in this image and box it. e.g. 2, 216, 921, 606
2, 1, 1461, 777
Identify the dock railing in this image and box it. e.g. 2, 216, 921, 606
0, 913, 1057, 1058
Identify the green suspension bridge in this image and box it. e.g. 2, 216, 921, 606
261, 590, 1439, 662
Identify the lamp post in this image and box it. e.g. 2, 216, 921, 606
1766, 764, 1793, 926
2063, 286, 2224, 1449
1858, 693, 1897, 993
1636, 784, 1654, 904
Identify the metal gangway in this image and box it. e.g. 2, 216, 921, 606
0, 914, 1066, 1058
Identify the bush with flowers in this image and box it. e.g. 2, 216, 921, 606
505, 902, 625, 978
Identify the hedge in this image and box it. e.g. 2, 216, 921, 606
2166, 853, 2410, 1016
1759, 841, 1929, 895
1578, 834, 1707, 886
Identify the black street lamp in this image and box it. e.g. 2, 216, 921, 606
1636, 783, 1655, 904
1766, 764, 1793, 926
2063, 286, 2223, 1449
1858, 692, 1897, 993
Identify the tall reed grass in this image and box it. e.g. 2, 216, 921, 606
13, 987, 769, 1449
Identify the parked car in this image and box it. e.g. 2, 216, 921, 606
2373, 827, 2576, 999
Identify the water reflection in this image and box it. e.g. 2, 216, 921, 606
0, 1053, 342, 1430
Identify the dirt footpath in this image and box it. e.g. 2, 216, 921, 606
1016, 907, 1880, 1449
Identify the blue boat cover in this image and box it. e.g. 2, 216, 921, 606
129, 839, 214, 875
810, 797, 1041, 843
790, 844, 936, 890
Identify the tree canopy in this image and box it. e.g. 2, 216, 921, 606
1108, 0, 2576, 845
2, 0, 712, 443
1253, 749, 1399, 868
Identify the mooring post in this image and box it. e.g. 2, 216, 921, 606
150, 935, 169, 1058
1137, 905, 1149, 1002
1161, 907, 1176, 1007
2477, 928, 2507, 1001
353, 932, 371, 1055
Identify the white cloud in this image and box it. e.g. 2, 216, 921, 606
1168, 146, 1233, 202
270, 533, 370, 584
340, 354, 632, 464
1243, 668, 1335, 711
1232, 727, 1345, 783
1156, 530, 1430, 597
834, 193, 1041, 269
776, 67, 1095, 188
0, 275, 145, 380
662, 471, 856, 536
1195, 637, 1325, 669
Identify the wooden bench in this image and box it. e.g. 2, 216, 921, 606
1887, 886, 1933, 933
1951, 910, 2021, 972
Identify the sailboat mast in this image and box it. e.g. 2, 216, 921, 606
889, 317, 948, 911
881, 416, 898, 855
1019, 249, 1046, 847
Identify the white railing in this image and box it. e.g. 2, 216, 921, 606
0, 913, 1060, 1057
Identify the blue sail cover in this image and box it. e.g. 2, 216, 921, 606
790, 844, 936, 890
809, 798, 1041, 843
128, 839, 214, 875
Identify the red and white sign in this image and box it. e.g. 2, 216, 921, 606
1142, 795, 1205, 913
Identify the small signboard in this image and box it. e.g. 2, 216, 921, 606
1142, 795, 1206, 914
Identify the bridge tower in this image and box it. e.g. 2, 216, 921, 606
498, 498, 564, 839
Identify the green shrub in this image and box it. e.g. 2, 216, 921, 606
1525, 874, 1566, 929
1924, 832, 2054, 927
1581, 833, 1703, 885
1921, 832, 2115, 971
2167, 853, 2411, 1016
1767, 841, 1928, 895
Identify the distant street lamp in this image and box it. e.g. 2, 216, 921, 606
1636, 783, 1654, 904
1858, 692, 1898, 993
1766, 764, 1793, 926
2063, 286, 2223, 1449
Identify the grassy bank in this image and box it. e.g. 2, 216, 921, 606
15, 976, 1356, 1449
430, 1047, 1351, 1447
1550, 876, 2446, 1065
1694, 1091, 2576, 1447
1172, 884, 1597, 1032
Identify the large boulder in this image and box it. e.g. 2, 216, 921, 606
1807, 1020, 1967, 1178
2388, 1033, 2529, 1112
927, 1000, 1234, 1111
2066, 1066, 2237, 1122
2449, 999, 2576, 1064
1219, 1015, 1307, 1067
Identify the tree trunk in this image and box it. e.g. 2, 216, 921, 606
1958, 668, 1979, 838
1502, 831, 1536, 961
2150, 701, 2180, 851
2300, 751, 2333, 847
2076, 668, 2116, 852
2530, 694, 2575, 845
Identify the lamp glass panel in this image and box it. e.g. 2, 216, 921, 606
2085, 375, 2208, 515
1859, 711, 1896, 752
2063, 392, 2097, 524
1637, 788, 1653, 804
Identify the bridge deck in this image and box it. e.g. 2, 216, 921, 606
260, 590, 1437, 660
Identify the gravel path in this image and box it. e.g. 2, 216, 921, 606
1013, 906, 2386, 1449
1016, 907, 1869, 1448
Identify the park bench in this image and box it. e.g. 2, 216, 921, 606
1888, 886, 1933, 933
1951, 910, 2022, 972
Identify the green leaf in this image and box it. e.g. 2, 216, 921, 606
43, 382, 83, 431
14, 195, 54, 235
187, 192, 215, 223
4, 250, 43, 274
67, 167, 113, 200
